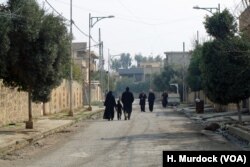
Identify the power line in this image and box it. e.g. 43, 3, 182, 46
44, 0, 68, 21
43, 0, 99, 44
51, 0, 198, 26
72, 22, 88, 37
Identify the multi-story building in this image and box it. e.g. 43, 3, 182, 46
117, 61, 163, 82
163, 51, 192, 67
163, 51, 192, 102
72, 42, 101, 103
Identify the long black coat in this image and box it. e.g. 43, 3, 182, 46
103, 91, 116, 119
121, 90, 134, 113
148, 92, 155, 105
139, 93, 147, 105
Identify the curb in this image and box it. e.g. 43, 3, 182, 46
227, 125, 250, 144
0, 108, 104, 156
179, 107, 250, 147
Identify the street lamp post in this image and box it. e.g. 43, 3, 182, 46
88, 13, 114, 111
193, 4, 220, 14
193, 3, 220, 104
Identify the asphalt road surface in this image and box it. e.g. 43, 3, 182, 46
0, 101, 240, 167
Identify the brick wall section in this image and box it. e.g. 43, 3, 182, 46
0, 80, 83, 126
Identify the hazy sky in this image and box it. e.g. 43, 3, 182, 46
1, 0, 245, 60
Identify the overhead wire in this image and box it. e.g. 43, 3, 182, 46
43, 0, 99, 45
51, 0, 199, 26
44, 0, 68, 21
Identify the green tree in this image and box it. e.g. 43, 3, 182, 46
120, 53, 132, 69
154, 55, 162, 62
201, 9, 250, 122
32, 13, 70, 102
148, 56, 154, 62
72, 64, 84, 83
186, 45, 202, 97
204, 9, 237, 40
134, 54, 143, 67
111, 58, 122, 71
115, 77, 150, 96
0, 4, 10, 78
153, 66, 175, 91
115, 77, 133, 96
0, 0, 70, 128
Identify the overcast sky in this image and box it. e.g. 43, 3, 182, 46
1, 0, 245, 60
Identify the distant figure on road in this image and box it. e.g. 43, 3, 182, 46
116, 98, 123, 120
121, 87, 134, 120
139, 91, 147, 112
148, 89, 155, 112
103, 91, 116, 121
161, 91, 168, 108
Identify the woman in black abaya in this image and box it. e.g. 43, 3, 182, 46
103, 91, 116, 121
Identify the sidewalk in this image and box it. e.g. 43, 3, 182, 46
179, 104, 250, 148
0, 106, 104, 156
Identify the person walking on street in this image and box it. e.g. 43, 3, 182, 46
103, 91, 116, 121
139, 91, 147, 112
116, 99, 123, 120
148, 89, 155, 112
161, 91, 168, 108
121, 87, 134, 120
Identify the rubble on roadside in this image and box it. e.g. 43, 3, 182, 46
178, 105, 250, 150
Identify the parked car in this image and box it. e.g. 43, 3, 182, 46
168, 93, 180, 106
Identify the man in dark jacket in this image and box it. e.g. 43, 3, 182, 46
121, 87, 134, 120
161, 91, 168, 108
148, 89, 155, 112
139, 91, 147, 112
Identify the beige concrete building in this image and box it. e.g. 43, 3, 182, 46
139, 61, 163, 75
72, 42, 102, 103
164, 51, 192, 67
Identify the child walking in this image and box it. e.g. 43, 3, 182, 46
116, 99, 123, 120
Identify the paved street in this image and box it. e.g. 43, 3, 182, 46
0, 101, 240, 167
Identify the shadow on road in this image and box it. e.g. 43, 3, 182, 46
101, 131, 203, 142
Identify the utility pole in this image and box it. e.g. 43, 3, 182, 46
182, 42, 185, 103
108, 49, 110, 92
88, 14, 114, 110
88, 13, 92, 111
98, 28, 102, 99
99, 28, 105, 100
69, 0, 73, 116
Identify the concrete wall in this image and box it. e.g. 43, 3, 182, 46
187, 91, 249, 112
43, 80, 83, 115
0, 79, 83, 126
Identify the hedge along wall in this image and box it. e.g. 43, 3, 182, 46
0, 79, 83, 126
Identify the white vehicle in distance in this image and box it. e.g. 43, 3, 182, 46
168, 83, 181, 106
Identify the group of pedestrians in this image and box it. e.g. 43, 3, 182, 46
103, 87, 134, 121
138, 90, 156, 112
103, 87, 157, 121
103, 88, 170, 121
